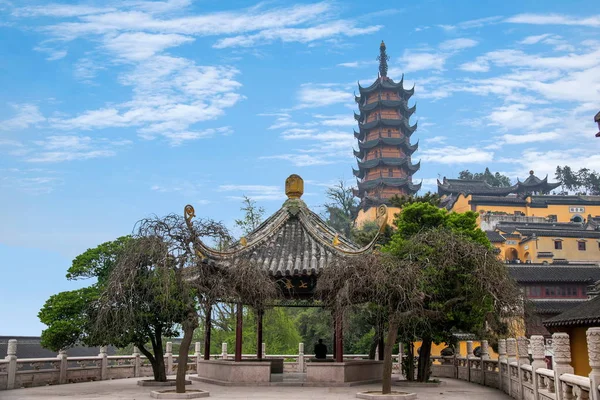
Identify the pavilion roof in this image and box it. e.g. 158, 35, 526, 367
543, 295, 600, 328
185, 175, 387, 277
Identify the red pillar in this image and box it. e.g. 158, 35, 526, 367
203, 304, 212, 360
335, 309, 343, 363
235, 303, 243, 362
256, 309, 263, 360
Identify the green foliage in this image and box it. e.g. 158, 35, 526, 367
556, 165, 600, 195
38, 287, 99, 351
385, 202, 490, 251
39, 237, 131, 351
458, 168, 512, 187
234, 196, 265, 236
389, 192, 440, 208
66, 236, 131, 285
351, 221, 394, 247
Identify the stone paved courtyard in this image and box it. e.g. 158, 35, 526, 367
1, 376, 511, 400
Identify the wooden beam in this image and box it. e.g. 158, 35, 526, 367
203, 304, 212, 360
335, 309, 343, 363
256, 309, 263, 360
235, 303, 243, 362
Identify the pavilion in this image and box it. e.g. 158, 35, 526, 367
183, 174, 388, 384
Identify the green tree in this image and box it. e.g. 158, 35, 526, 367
38, 236, 131, 352
556, 165, 600, 195
458, 168, 512, 187
234, 196, 265, 235
384, 203, 520, 382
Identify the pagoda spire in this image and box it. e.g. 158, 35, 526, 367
377, 40, 389, 78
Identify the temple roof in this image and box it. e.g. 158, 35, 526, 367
357, 118, 417, 135
353, 137, 419, 159
185, 175, 388, 277
515, 171, 561, 193
352, 157, 420, 178
354, 177, 421, 196
357, 99, 416, 115
437, 178, 517, 196
356, 75, 415, 103
534, 300, 589, 316
544, 295, 600, 327
496, 220, 600, 238
507, 264, 600, 283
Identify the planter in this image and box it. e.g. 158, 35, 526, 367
356, 391, 417, 400
138, 379, 192, 386
150, 389, 209, 399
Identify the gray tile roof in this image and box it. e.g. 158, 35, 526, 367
192, 199, 384, 277
485, 231, 505, 243
543, 296, 600, 327
531, 300, 589, 315
508, 265, 600, 283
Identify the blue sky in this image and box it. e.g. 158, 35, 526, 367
1, 0, 599, 336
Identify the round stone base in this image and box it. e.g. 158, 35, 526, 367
150, 389, 209, 399
356, 391, 417, 400
138, 379, 192, 386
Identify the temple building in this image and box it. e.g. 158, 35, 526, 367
353, 41, 420, 227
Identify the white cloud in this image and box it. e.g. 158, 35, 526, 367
424, 136, 447, 144
337, 60, 377, 68
487, 103, 560, 131
0, 104, 45, 131
518, 33, 553, 45
0, 168, 62, 195
506, 13, 600, 27
14, 4, 115, 17
420, 146, 494, 164
439, 38, 478, 51
313, 114, 356, 127
296, 84, 352, 109
497, 131, 561, 144
218, 184, 285, 201
103, 32, 194, 61
260, 153, 334, 167
26, 135, 131, 162
400, 51, 447, 73
459, 59, 489, 72
74, 57, 106, 83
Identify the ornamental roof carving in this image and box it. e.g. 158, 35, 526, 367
184, 175, 388, 277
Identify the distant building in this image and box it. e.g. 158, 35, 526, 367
0, 336, 117, 359
354, 41, 420, 227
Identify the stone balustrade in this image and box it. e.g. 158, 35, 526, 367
0, 340, 401, 391
430, 327, 600, 400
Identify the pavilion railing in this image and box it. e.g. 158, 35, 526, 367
0, 340, 401, 391
430, 328, 600, 400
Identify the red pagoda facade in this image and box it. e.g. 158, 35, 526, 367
353, 41, 421, 210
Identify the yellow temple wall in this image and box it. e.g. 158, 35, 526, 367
412, 340, 499, 359
473, 204, 527, 215
355, 206, 400, 228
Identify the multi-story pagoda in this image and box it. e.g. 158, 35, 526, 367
353, 41, 420, 225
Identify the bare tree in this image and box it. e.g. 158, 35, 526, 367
317, 252, 423, 394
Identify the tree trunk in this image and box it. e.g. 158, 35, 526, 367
417, 337, 432, 382
176, 310, 198, 393
405, 342, 415, 381
147, 327, 167, 382
138, 343, 166, 382
381, 318, 399, 395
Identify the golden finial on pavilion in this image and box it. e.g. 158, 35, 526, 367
285, 174, 304, 199
333, 233, 341, 247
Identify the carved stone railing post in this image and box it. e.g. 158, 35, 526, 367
58, 349, 68, 384
481, 340, 490, 360
165, 342, 173, 374
517, 337, 530, 365
133, 346, 141, 378
221, 342, 228, 360
531, 335, 546, 400
194, 342, 201, 373
6, 339, 17, 390
587, 328, 600, 400
398, 343, 404, 375
507, 338, 517, 396
553, 332, 574, 400
466, 341, 474, 382
262, 342, 266, 359
499, 339, 507, 392
298, 342, 305, 373
99, 346, 108, 380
